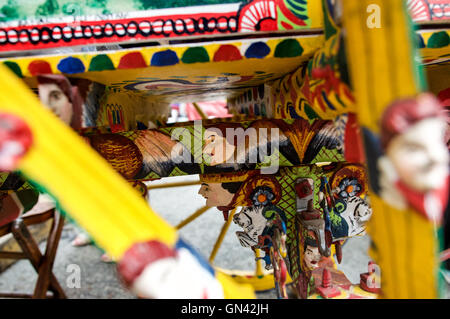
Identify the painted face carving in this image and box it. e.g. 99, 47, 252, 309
198, 182, 235, 207
354, 200, 372, 222
234, 213, 251, 228
203, 128, 236, 166
38, 83, 73, 125
304, 245, 321, 270
386, 117, 449, 192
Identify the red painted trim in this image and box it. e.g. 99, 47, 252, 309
0, 11, 238, 52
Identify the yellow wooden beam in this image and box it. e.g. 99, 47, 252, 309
175, 206, 210, 230
209, 208, 237, 263
342, 0, 439, 298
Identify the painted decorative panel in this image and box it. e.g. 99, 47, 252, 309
81, 117, 353, 181
2, 36, 324, 103
0, 0, 324, 52
408, 0, 450, 21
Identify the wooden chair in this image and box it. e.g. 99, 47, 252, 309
0, 201, 67, 299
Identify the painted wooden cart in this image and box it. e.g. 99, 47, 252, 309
0, 0, 448, 299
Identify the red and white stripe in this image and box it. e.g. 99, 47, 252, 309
139, 21, 151, 34
52, 27, 62, 40
63, 26, 72, 38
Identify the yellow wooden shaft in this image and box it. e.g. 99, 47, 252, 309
342, 0, 439, 298
175, 206, 210, 230
343, 0, 420, 132
254, 248, 264, 278
209, 208, 237, 263
0, 66, 177, 260
147, 180, 201, 189
193, 102, 208, 120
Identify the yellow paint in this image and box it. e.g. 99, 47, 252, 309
420, 30, 450, 45
343, 0, 440, 298
255, 248, 265, 278
343, 0, 419, 133
216, 271, 256, 298
367, 195, 439, 298
216, 267, 293, 292
2, 36, 324, 85
308, 285, 377, 299
0, 65, 177, 259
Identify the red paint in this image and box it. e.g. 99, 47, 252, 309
278, 1, 307, 26
213, 45, 242, 62
0, 11, 239, 52
300, 73, 311, 100
281, 21, 294, 30
0, 113, 33, 172
335, 241, 342, 264
440, 248, 450, 262
295, 180, 313, 198
117, 240, 177, 286
235, 75, 254, 83
28, 60, 52, 76
258, 18, 277, 31
344, 113, 365, 163
359, 261, 381, 294
248, 104, 254, 116
316, 268, 341, 298
118, 52, 147, 69
289, 76, 298, 104
107, 107, 125, 133
202, 289, 209, 299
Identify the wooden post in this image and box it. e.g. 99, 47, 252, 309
342, 0, 444, 298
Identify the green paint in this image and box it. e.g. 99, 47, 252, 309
3, 61, 22, 78
89, 54, 115, 71
36, 0, 60, 17
276, 4, 310, 30
304, 104, 319, 120
336, 34, 351, 88
0, 0, 243, 22
86, 0, 107, 9
274, 39, 303, 58
427, 31, 450, 49
404, 1, 427, 92
136, 0, 238, 10
181, 47, 210, 64
62, 2, 84, 16
0, 0, 19, 22
321, 0, 337, 40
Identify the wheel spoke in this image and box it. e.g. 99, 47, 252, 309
209, 207, 237, 263
175, 205, 210, 230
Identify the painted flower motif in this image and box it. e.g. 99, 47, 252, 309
338, 178, 361, 198
251, 186, 275, 207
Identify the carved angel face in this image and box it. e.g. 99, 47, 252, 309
386, 117, 449, 192
38, 83, 73, 125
